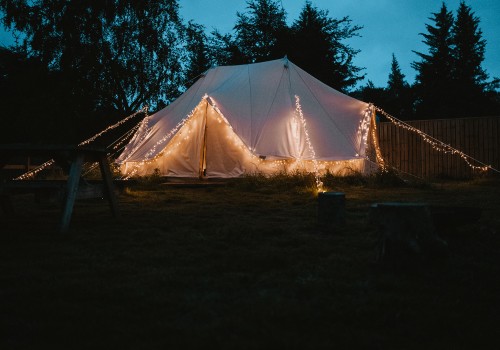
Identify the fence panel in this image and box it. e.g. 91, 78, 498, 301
377, 116, 500, 179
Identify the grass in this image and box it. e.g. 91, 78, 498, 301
1, 175, 500, 349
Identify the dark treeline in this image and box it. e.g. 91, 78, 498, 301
356, 2, 500, 120
0, 0, 498, 144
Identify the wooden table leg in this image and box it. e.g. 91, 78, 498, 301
98, 155, 119, 218
59, 154, 84, 233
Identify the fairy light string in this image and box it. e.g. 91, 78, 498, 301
14, 159, 56, 180
369, 104, 386, 170
294, 95, 323, 191
122, 95, 364, 188
121, 95, 269, 179
374, 106, 496, 173
80, 121, 144, 177
357, 105, 372, 158
14, 106, 148, 180
121, 97, 209, 179
78, 106, 148, 146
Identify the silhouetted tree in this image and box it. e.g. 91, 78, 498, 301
289, 1, 364, 91
412, 1, 499, 118
0, 0, 185, 116
206, 30, 247, 66
185, 21, 211, 84
452, 1, 497, 116
412, 3, 455, 118
0, 47, 74, 142
233, 0, 288, 63
353, 80, 387, 113
386, 54, 414, 120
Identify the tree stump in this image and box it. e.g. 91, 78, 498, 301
369, 203, 448, 264
318, 192, 345, 232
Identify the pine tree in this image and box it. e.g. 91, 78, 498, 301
412, 3, 455, 118
412, 1, 499, 118
290, 1, 363, 91
452, 1, 490, 116
353, 80, 387, 120
386, 54, 413, 119
388, 54, 408, 93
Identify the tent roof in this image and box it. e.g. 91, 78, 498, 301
118, 57, 370, 163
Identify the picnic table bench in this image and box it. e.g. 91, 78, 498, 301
0, 144, 119, 233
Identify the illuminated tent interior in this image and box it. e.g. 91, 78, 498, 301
117, 57, 376, 178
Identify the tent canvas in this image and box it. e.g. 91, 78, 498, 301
117, 57, 375, 178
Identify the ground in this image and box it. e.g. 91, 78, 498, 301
1, 176, 499, 349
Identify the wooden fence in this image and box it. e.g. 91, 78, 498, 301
377, 116, 500, 179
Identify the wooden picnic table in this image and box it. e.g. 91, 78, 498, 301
0, 144, 119, 233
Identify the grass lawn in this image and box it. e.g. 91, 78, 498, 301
1, 175, 499, 349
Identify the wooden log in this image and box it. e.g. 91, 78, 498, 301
318, 192, 345, 232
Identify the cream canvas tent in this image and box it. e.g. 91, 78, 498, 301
117, 57, 376, 178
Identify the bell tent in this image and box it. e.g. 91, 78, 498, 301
117, 57, 377, 178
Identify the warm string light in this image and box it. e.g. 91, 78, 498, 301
81, 120, 145, 177
78, 106, 148, 146
120, 97, 371, 183
369, 104, 386, 170
207, 96, 262, 158
294, 95, 323, 191
357, 105, 372, 158
15, 159, 55, 180
122, 98, 209, 179
111, 121, 142, 151
14, 107, 148, 180
375, 106, 493, 172
117, 114, 153, 163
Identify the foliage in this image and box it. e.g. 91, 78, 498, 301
185, 21, 211, 84
452, 2, 488, 92
205, 0, 364, 92
352, 80, 386, 111
412, 1, 499, 118
357, 1, 499, 121
0, 46, 78, 142
206, 29, 247, 67
412, 3, 456, 118
289, 1, 364, 91
233, 0, 288, 63
451, 1, 494, 116
385, 54, 414, 120
1, 0, 498, 141
0, 0, 185, 115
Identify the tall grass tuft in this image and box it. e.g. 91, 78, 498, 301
235, 170, 318, 194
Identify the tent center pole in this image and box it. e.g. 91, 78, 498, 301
199, 101, 209, 179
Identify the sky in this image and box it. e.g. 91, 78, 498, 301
1, 0, 498, 88
178, 0, 500, 88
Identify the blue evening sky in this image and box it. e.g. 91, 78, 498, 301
178, 0, 500, 87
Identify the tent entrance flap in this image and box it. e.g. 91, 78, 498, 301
204, 103, 248, 178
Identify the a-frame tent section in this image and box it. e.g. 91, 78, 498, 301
117, 57, 374, 178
